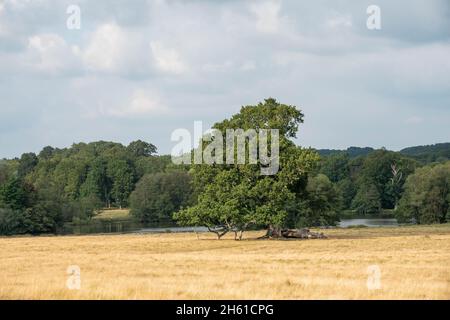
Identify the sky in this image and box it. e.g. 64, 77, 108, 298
0, 0, 449, 158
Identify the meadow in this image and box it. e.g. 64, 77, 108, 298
0, 224, 449, 300
92, 209, 132, 221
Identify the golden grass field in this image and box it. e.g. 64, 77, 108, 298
0, 224, 449, 300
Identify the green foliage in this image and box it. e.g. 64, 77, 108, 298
50, 157, 87, 200
79, 157, 109, 201
0, 160, 17, 185
318, 148, 418, 212
134, 155, 172, 178
336, 178, 356, 209
213, 97, 304, 138
174, 98, 321, 238
0, 176, 103, 235
400, 143, 450, 164
351, 183, 381, 214
317, 147, 374, 158
38, 146, 56, 160
130, 171, 193, 223
396, 161, 450, 224
0, 208, 21, 235
0, 105, 446, 235
318, 153, 350, 183
68, 195, 104, 224
0, 140, 169, 235
0, 177, 32, 211
318, 143, 450, 163
127, 140, 157, 157
18, 153, 38, 178
291, 174, 341, 227
356, 150, 417, 209
107, 159, 135, 208
28, 140, 166, 209
176, 168, 296, 233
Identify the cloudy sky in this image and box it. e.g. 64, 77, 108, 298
0, 0, 449, 158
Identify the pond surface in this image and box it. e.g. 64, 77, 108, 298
338, 218, 398, 228
138, 226, 209, 233
62, 218, 400, 235
62, 221, 208, 235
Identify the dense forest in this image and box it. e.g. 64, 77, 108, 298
313, 149, 448, 219
0, 141, 184, 234
0, 99, 449, 236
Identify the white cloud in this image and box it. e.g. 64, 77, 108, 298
82, 23, 152, 75
83, 23, 128, 72
101, 90, 169, 118
405, 116, 423, 125
150, 41, 188, 75
241, 60, 256, 71
325, 13, 353, 29
271, 41, 450, 97
202, 60, 234, 73
249, 0, 282, 34
0, 4, 5, 36
5, 0, 34, 10
25, 33, 80, 73
0, 0, 450, 158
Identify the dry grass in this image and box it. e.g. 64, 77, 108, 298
93, 209, 131, 221
0, 224, 449, 300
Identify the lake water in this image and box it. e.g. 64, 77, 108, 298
63, 218, 399, 235
61, 221, 208, 235
338, 218, 398, 228
137, 226, 209, 233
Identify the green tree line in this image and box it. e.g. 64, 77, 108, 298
1, 99, 449, 236
315, 147, 449, 223
0, 140, 179, 234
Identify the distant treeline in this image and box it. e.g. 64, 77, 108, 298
399, 143, 450, 163
0, 100, 449, 236
317, 143, 450, 164
314, 147, 449, 224
0, 140, 188, 235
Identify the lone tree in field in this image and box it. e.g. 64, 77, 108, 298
174, 98, 321, 239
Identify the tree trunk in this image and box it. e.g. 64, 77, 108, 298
208, 227, 229, 240
260, 226, 327, 239
217, 230, 228, 240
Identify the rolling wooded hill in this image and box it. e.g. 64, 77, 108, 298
317, 143, 450, 163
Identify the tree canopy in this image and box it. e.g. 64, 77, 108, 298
0, 98, 448, 236
130, 171, 193, 223
396, 161, 450, 224
0, 140, 171, 235
174, 98, 321, 239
